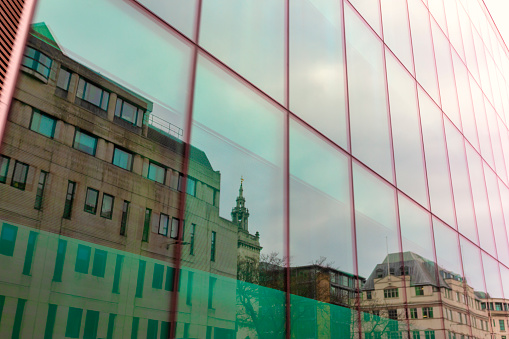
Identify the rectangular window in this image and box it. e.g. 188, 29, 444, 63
120, 201, 129, 236
131, 317, 139, 339
84, 188, 99, 214
159, 214, 169, 236
73, 130, 98, 156
152, 263, 164, 289
112, 254, 123, 294
112, 147, 133, 171
107, 314, 116, 339
186, 271, 194, 305
415, 286, 424, 296
30, 109, 56, 138
424, 331, 435, 339
177, 173, 184, 192
0, 156, 10, 183
45, 304, 57, 339
92, 249, 107, 278
165, 266, 175, 292
412, 332, 420, 339
388, 309, 398, 320
53, 239, 67, 282
422, 307, 433, 319
0, 223, 18, 256
100, 194, 114, 219
384, 288, 399, 298
147, 162, 165, 184
190, 224, 196, 255
186, 177, 196, 196
115, 97, 144, 126
75, 244, 91, 274
410, 308, 417, 319
22, 231, 37, 275
57, 67, 71, 90
142, 208, 151, 242
65, 307, 83, 338
160, 322, 169, 339
11, 161, 29, 190
135, 260, 146, 298
211, 231, 216, 262
500, 320, 506, 331
208, 277, 216, 309
147, 319, 158, 339
76, 77, 110, 110
83, 310, 99, 339
63, 181, 76, 219
170, 217, 179, 239
34, 170, 48, 210
22, 46, 52, 78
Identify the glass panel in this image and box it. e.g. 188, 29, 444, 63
381, 0, 413, 73
408, 0, 440, 104
470, 76, 495, 168
289, 0, 347, 148
348, 0, 382, 36
485, 102, 508, 183
482, 252, 503, 299
74, 130, 97, 156
289, 118, 355, 337
183, 54, 286, 338
345, 4, 393, 182
135, 0, 198, 39
428, 0, 448, 35
386, 51, 428, 207
199, 0, 285, 103
443, 0, 465, 61
459, 237, 486, 298
418, 88, 455, 227
431, 20, 461, 129
443, 119, 478, 244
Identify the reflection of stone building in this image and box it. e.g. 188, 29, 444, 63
0, 24, 260, 338
480, 297, 509, 339
361, 252, 490, 339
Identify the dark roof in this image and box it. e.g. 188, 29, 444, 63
362, 252, 450, 291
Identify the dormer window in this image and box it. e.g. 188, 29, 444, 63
22, 46, 52, 79
115, 97, 144, 127
376, 269, 383, 278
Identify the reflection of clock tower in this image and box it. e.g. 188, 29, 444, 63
231, 178, 250, 232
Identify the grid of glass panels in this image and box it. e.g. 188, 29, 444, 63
0, 0, 509, 338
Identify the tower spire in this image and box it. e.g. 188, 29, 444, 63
232, 177, 250, 232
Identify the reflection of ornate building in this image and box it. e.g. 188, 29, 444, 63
361, 252, 490, 339
480, 297, 509, 339
0, 24, 260, 338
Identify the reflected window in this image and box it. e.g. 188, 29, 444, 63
84, 188, 99, 214
57, 67, 71, 90
410, 308, 417, 319
11, 161, 29, 191
63, 181, 76, 219
422, 307, 433, 318
415, 286, 424, 296
75, 245, 91, 274
388, 309, 398, 320
73, 130, 97, 156
76, 77, 110, 111
65, 307, 83, 338
92, 249, 107, 278
384, 288, 399, 298
366, 291, 372, 300
210, 231, 216, 262
208, 276, 216, 309
142, 208, 151, 242
152, 263, 164, 289
112, 147, 133, 171
159, 213, 169, 236
147, 162, 165, 184
189, 223, 195, 255
0, 156, 10, 184
170, 217, 179, 239
424, 331, 435, 339
115, 97, 144, 126
30, 109, 56, 138
0, 224, 18, 257
120, 201, 129, 235
100, 194, 114, 219
186, 177, 196, 196
34, 170, 48, 210
22, 46, 52, 79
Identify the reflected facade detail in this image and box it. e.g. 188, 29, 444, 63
1, 0, 509, 338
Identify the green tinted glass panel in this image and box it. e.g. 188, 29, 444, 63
44, 304, 57, 339
152, 263, 164, 289
0, 223, 18, 256
136, 260, 146, 298
147, 319, 158, 339
92, 249, 107, 277
83, 310, 99, 339
112, 254, 124, 294
75, 244, 91, 274
12, 298, 26, 339
22, 231, 38, 275
107, 314, 116, 339
131, 317, 139, 339
65, 307, 83, 338
53, 239, 67, 282
30, 111, 56, 138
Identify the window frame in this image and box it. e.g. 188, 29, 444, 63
120, 200, 129, 235
30, 109, 56, 139
84, 187, 99, 214
73, 129, 98, 156
422, 307, 433, 319
415, 286, 424, 296
147, 161, 166, 184
112, 147, 133, 171
170, 217, 180, 239
22, 46, 52, 79
114, 97, 144, 127
410, 308, 418, 319
0, 155, 10, 184
211, 231, 216, 262
190, 223, 196, 255
100, 193, 115, 219
159, 213, 169, 236
384, 288, 399, 299
76, 77, 110, 111
34, 170, 48, 210
56, 67, 72, 91
11, 161, 29, 191
63, 181, 76, 219
142, 208, 152, 242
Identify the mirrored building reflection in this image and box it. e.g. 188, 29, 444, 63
1, 0, 509, 338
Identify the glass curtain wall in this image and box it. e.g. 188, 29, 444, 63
0, 0, 509, 338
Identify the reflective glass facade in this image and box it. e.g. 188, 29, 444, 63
1, 0, 509, 338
